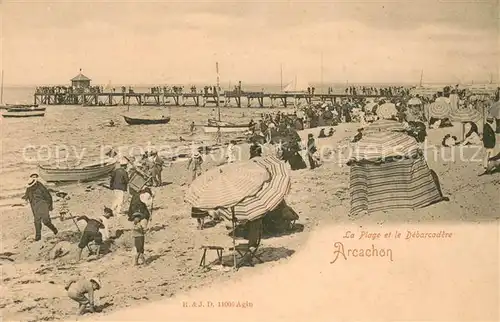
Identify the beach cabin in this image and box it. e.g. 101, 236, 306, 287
71, 70, 91, 89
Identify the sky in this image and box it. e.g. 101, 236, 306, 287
1, 0, 499, 86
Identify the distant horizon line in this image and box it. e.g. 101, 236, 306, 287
3, 81, 499, 88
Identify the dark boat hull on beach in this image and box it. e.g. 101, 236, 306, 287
7, 107, 46, 112
2, 112, 45, 118
123, 115, 171, 125
38, 159, 117, 182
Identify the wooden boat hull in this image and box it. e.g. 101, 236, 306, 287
7, 107, 46, 112
6, 104, 39, 108
2, 112, 45, 118
123, 115, 171, 125
203, 125, 249, 133
38, 160, 117, 182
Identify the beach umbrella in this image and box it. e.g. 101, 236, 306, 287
227, 156, 291, 222
488, 101, 500, 119
350, 131, 420, 162
376, 103, 397, 119
427, 101, 451, 119
407, 97, 422, 106
449, 108, 482, 123
184, 161, 270, 209
364, 119, 406, 134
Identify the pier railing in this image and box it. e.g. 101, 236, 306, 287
33, 90, 405, 108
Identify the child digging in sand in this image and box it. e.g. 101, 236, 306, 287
65, 277, 101, 315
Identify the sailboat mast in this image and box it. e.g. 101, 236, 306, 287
0, 70, 4, 104
320, 52, 324, 94
280, 64, 283, 92
216, 62, 220, 121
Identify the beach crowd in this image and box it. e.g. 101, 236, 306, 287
18, 83, 500, 316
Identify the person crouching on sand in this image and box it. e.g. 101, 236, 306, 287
131, 212, 148, 265
22, 173, 58, 241
75, 215, 106, 261
65, 277, 101, 315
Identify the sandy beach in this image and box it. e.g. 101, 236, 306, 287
1, 117, 499, 321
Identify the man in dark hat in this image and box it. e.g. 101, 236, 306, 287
22, 173, 58, 241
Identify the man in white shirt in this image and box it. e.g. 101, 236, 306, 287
99, 207, 114, 241
226, 140, 237, 163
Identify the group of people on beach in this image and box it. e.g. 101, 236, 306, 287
20, 82, 500, 317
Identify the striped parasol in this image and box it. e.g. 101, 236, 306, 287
230, 156, 291, 222
427, 101, 451, 119
407, 97, 422, 106
488, 101, 500, 119
351, 131, 420, 162
449, 108, 481, 123
184, 160, 270, 209
376, 103, 397, 119
364, 119, 406, 134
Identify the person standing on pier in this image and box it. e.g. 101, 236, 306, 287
22, 173, 58, 241
110, 159, 129, 215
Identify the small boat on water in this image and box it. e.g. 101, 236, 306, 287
2, 111, 45, 118
7, 107, 46, 112
38, 159, 117, 182
203, 119, 250, 133
123, 115, 171, 125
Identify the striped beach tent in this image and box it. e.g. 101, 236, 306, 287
364, 119, 406, 134
376, 103, 397, 119
184, 160, 270, 209
427, 101, 451, 119
351, 131, 420, 162
349, 155, 442, 215
449, 108, 481, 123
231, 156, 291, 222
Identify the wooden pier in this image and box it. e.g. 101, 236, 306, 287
34, 90, 400, 108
